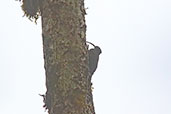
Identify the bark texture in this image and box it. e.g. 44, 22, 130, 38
41, 0, 95, 114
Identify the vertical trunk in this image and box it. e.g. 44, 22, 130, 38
41, 0, 95, 114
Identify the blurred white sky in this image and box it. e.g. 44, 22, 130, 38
0, 0, 171, 114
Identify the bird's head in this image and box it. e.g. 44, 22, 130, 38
95, 46, 102, 54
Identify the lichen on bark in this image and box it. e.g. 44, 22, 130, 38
20, 0, 95, 113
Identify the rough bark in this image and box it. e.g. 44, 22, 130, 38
41, 0, 95, 114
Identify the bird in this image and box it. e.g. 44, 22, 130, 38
86, 41, 102, 76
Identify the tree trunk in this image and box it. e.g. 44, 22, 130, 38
41, 0, 95, 114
